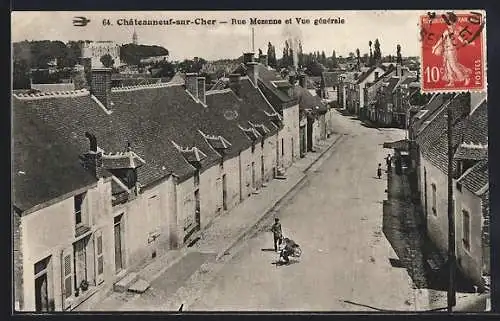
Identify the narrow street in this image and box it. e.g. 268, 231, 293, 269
187, 114, 417, 311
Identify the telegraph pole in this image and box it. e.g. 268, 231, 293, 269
447, 97, 456, 312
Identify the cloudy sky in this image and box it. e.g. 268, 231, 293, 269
12, 10, 431, 61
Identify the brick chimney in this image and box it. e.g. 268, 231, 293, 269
229, 74, 241, 96
185, 73, 198, 100
91, 68, 112, 109
246, 62, 259, 88
83, 131, 103, 178
259, 54, 268, 66
243, 52, 255, 64
197, 77, 206, 104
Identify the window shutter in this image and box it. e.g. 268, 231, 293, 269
60, 247, 73, 310
94, 230, 104, 285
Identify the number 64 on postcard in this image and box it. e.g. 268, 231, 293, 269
420, 11, 486, 93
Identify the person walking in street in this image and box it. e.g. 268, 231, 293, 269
271, 218, 283, 252
377, 163, 382, 179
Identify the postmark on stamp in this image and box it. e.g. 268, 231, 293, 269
420, 11, 486, 93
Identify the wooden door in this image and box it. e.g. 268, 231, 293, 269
114, 217, 123, 273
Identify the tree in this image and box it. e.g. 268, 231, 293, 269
355, 48, 361, 70
13, 59, 31, 89
373, 39, 382, 64
331, 50, 338, 69
100, 54, 115, 68
298, 40, 304, 67
348, 52, 355, 60
320, 51, 327, 65
258, 48, 263, 57
396, 44, 403, 65
368, 40, 373, 66
267, 42, 277, 68
150, 60, 176, 78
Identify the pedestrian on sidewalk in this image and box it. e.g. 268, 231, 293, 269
271, 218, 283, 252
377, 163, 382, 179
386, 154, 392, 171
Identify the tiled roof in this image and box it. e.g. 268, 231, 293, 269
31, 83, 76, 92
417, 93, 471, 174
109, 85, 221, 180
205, 78, 280, 146
321, 72, 341, 87
356, 65, 387, 84
112, 78, 163, 87
12, 87, 197, 187
293, 85, 327, 112
233, 63, 297, 111
460, 100, 488, 146
412, 94, 447, 135
454, 145, 487, 160
457, 159, 488, 195
384, 77, 401, 94
12, 102, 98, 213
101, 151, 146, 169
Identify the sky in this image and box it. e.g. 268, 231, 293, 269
12, 10, 431, 61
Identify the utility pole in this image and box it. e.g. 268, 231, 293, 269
447, 96, 456, 312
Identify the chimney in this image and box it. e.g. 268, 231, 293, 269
243, 52, 255, 64
197, 77, 206, 104
91, 68, 112, 108
83, 131, 102, 178
229, 74, 241, 96
185, 73, 198, 100
246, 62, 259, 88
259, 54, 268, 66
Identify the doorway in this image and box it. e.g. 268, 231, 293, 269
114, 215, 124, 273
307, 118, 313, 152
251, 161, 256, 189
34, 257, 53, 312
35, 274, 48, 311
261, 155, 265, 183
222, 174, 227, 210
194, 189, 201, 231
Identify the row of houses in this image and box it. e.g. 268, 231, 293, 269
338, 63, 419, 128
401, 91, 489, 291
12, 52, 335, 312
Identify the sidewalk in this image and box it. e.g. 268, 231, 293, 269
382, 166, 477, 311
86, 133, 345, 311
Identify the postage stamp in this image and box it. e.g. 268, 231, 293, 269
420, 11, 486, 93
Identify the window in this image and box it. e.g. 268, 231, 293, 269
74, 193, 85, 225
431, 183, 437, 215
462, 209, 471, 251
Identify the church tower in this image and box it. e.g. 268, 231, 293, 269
132, 29, 138, 45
